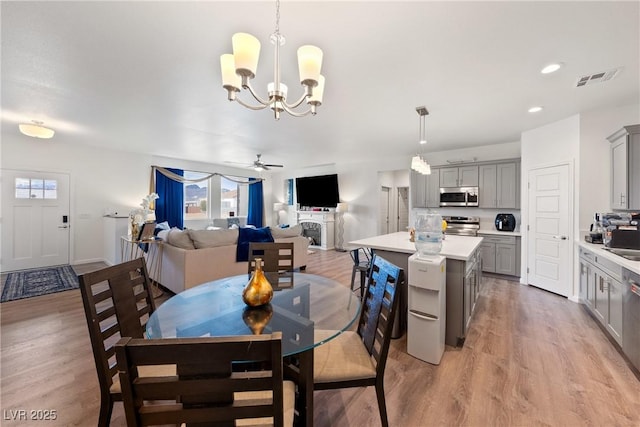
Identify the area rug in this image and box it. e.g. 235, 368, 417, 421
1, 265, 79, 302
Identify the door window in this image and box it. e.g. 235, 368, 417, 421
15, 178, 58, 199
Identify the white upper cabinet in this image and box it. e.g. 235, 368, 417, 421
440, 166, 478, 187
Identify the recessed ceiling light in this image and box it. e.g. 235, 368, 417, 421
18, 120, 55, 139
528, 106, 543, 113
419, 140, 427, 145
541, 63, 563, 74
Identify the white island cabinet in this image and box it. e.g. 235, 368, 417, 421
349, 232, 483, 347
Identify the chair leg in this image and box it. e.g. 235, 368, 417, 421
359, 270, 366, 299
375, 381, 389, 427
350, 266, 358, 292
97, 395, 113, 427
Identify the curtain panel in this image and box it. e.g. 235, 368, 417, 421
247, 178, 264, 227
154, 168, 184, 228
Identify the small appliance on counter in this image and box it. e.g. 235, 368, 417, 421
602, 212, 639, 247
494, 213, 516, 232
586, 212, 604, 244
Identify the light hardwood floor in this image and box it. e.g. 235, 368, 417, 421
1, 250, 639, 426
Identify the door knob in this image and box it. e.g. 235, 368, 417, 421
552, 235, 567, 240
58, 225, 69, 229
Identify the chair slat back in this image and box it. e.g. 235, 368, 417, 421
248, 242, 294, 274
358, 255, 402, 370
78, 258, 157, 399
115, 333, 285, 427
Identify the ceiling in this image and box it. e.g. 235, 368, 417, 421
2, 1, 639, 172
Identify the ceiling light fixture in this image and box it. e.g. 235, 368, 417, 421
18, 120, 55, 139
541, 63, 563, 74
528, 106, 543, 113
220, 0, 325, 120
411, 106, 431, 175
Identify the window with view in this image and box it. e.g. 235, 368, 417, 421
182, 171, 248, 224
183, 171, 209, 221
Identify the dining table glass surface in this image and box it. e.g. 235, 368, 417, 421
146, 272, 361, 356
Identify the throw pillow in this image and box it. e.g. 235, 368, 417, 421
188, 228, 239, 249
236, 226, 274, 262
270, 224, 303, 239
166, 228, 196, 250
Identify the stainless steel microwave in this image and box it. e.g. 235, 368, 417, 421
440, 187, 479, 207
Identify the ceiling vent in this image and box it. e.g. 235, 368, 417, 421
576, 68, 621, 87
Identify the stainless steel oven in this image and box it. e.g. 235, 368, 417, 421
440, 187, 479, 207
442, 216, 480, 236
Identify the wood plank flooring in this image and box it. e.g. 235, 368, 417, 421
2, 250, 639, 426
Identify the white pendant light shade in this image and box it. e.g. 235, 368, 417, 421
220, 54, 241, 90
297, 45, 323, 86
232, 32, 261, 78
308, 75, 325, 105
19, 122, 55, 139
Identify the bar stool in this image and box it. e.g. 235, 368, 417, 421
350, 247, 371, 298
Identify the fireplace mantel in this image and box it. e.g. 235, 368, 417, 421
297, 211, 335, 250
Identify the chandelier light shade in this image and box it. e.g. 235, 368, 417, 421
411, 106, 431, 175
220, 0, 325, 120
18, 121, 55, 139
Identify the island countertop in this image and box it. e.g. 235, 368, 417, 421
349, 232, 483, 262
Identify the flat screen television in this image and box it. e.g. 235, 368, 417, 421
295, 174, 340, 208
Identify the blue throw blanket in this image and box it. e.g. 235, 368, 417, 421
236, 227, 275, 262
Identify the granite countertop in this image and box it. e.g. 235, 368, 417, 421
349, 232, 483, 262
478, 229, 522, 237
577, 240, 640, 275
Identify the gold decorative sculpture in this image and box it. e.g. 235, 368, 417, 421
242, 258, 274, 307
242, 304, 274, 335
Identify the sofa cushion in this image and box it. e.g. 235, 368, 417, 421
166, 228, 196, 249
236, 227, 274, 262
270, 224, 302, 239
188, 228, 239, 249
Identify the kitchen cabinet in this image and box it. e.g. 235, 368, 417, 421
440, 165, 478, 187
446, 246, 481, 347
478, 233, 520, 276
607, 124, 640, 210
410, 168, 440, 208
578, 246, 623, 346
479, 162, 520, 208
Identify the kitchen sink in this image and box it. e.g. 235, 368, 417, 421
604, 248, 640, 261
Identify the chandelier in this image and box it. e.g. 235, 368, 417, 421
411, 106, 431, 175
220, 0, 325, 120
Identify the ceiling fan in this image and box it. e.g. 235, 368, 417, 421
225, 154, 284, 171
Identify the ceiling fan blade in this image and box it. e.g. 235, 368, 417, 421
263, 164, 283, 168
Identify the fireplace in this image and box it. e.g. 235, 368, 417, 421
296, 211, 335, 250
300, 222, 322, 246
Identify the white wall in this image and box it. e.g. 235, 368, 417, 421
1, 135, 255, 265
521, 114, 580, 297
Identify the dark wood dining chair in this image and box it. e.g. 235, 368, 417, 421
313, 254, 403, 427
78, 257, 173, 427
115, 332, 295, 427
248, 242, 295, 274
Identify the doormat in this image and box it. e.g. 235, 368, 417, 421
1, 265, 79, 303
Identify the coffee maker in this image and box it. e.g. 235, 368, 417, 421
586, 213, 604, 244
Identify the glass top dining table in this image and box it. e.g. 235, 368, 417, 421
146, 272, 362, 357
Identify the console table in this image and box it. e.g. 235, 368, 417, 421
120, 236, 164, 298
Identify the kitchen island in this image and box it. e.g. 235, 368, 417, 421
349, 232, 484, 346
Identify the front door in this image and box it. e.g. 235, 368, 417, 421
527, 163, 572, 297
1, 169, 70, 271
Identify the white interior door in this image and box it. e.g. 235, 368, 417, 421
379, 186, 391, 235
527, 163, 572, 297
1, 169, 70, 271
397, 187, 409, 232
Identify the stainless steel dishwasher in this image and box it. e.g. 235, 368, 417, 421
622, 268, 640, 372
